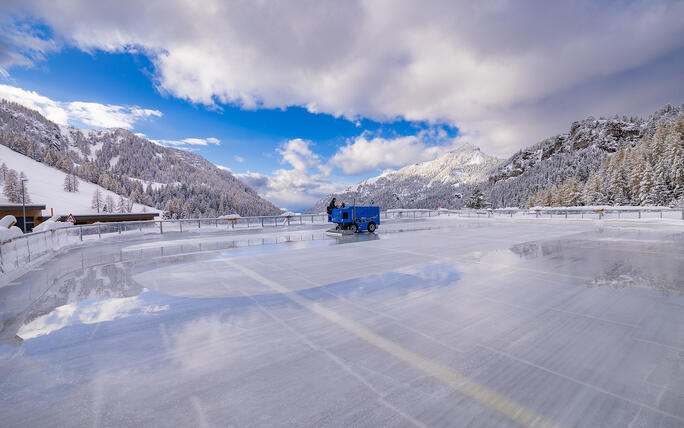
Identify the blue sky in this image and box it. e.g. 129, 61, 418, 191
1, 1, 683, 209
1, 46, 460, 209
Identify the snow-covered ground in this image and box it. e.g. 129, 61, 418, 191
1, 218, 683, 427
0, 144, 158, 215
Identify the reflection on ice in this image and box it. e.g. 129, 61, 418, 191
1, 221, 684, 427
1, 262, 143, 347
18, 292, 169, 340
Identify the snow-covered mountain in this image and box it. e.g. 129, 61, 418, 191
485, 104, 684, 208
0, 100, 281, 217
309, 144, 501, 212
0, 144, 157, 214
310, 103, 683, 212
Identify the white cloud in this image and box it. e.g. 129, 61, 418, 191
214, 164, 232, 172
66, 101, 161, 128
236, 138, 344, 208
233, 155, 244, 163
0, 17, 59, 74
0, 84, 162, 129
4, 1, 684, 155
330, 129, 456, 175
153, 136, 220, 147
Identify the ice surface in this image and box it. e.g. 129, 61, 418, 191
1, 218, 684, 427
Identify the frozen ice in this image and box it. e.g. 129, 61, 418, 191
1, 218, 684, 427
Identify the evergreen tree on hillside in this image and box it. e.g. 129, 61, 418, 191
0, 163, 7, 182
18, 172, 30, 203
63, 172, 80, 192
465, 188, 485, 209
116, 195, 126, 213
609, 167, 630, 205
673, 156, 684, 200
650, 161, 671, 205
104, 195, 115, 213
3, 169, 19, 203
91, 189, 103, 213
561, 178, 583, 206
639, 163, 656, 205
583, 173, 605, 205
628, 152, 645, 200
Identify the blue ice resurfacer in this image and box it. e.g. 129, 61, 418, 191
327, 205, 380, 234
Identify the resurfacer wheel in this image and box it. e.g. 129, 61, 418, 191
350, 223, 358, 232
367, 222, 376, 233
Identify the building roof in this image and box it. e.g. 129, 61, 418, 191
54, 212, 159, 221
0, 204, 46, 211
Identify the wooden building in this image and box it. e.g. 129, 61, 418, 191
46, 212, 159, 225
0, 204, 46, 232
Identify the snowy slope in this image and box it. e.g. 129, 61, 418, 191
309, 144, 501, 211
0, 144, 158, 215
0, 100, 281, 217
484, 103, 684, 208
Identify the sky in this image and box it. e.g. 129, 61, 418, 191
1, 1, 683, 210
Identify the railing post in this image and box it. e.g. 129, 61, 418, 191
159, 221, 163, 234
660, 211, 663, 219
98, 224, 102, 239
26, 238, 30, 262
638, 211, 641, 219
198, 219, 201, 228
618, 211, 621, 219
261, 217, 264, 227
180, 220, 183, 233
118, 224, 122, 234
80, 226, 83, 240
215, 219, 218, 228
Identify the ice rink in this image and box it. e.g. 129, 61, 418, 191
1, 217, 684, 427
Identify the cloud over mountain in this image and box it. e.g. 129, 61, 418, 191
2, 1, 683, 155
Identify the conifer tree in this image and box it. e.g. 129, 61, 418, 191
3, 169, 19, 203
650, 161, 671, 205
104, 195, 115, 213
639, 163, 655, 205
91, 189, 103, 213
18, 172, 30, 203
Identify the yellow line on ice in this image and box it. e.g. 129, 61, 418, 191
229, 261, 561, 428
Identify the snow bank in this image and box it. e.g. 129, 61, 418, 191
219, 214, 241, 219
0, 215, 23, 243
0, 226, 23, 243
33, 215, 75, 232
0, 215, 17, 229
528, 205, 674, 211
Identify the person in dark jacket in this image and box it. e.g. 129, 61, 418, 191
327, 198, 338, 215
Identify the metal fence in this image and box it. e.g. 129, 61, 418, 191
1, 208, 682, 278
